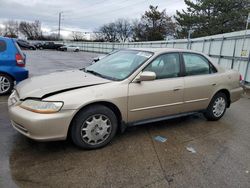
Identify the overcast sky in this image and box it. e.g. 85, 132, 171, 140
0, 0, 187, 32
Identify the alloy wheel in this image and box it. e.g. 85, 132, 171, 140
0, 76, 11, 94
212, 97, 226, 117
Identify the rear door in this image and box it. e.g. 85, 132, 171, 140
181, 53, 219, 112
128, 53, 184, 122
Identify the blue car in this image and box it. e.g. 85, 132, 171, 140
0, 36, 29, 95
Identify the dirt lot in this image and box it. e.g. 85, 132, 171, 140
0, 50, 249, 188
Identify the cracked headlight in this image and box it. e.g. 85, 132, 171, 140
20, 100, 63, 114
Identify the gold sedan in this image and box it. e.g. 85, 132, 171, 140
8, 48, 243, 149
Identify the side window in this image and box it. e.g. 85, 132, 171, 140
0, 40, 7, 52
144, 53, 180, 79
183, 53, 215, 76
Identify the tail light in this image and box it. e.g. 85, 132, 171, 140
240, 74, 243, 82
16, 54, 25, 67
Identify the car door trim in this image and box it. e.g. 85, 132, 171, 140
184, 98, 209, 104
130, 98, 209, 112
130, 101, 184, 112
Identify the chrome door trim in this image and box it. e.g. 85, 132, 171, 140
130, 98, 208, 112
184, 98, 209, 104
130, 102, 183, 112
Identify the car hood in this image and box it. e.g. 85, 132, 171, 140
15, 70, 111, 99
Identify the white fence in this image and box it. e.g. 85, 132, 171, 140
58, 30, 250, 82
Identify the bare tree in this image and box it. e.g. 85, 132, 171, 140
92, 32, 105, 42
99, 23, 118, 42
33, 20, 42, 39
0, 27, 4, 36
3, 20, 19, 38
98, 19, 133, 42
71, 31, 86, 41
115, 19, 132, 42
19, 20, 42, 40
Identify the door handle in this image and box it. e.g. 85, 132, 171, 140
212, 83, 217, 86
173, 88, 181, 91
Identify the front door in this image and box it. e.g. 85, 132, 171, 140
128, 53, 184, 122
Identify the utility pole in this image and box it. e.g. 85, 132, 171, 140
58, 12, 63, 40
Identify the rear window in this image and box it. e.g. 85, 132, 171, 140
0, 40, 7, 52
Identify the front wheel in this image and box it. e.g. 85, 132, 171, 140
204, 92, 227, 121
71, 105, 118, 149
0, 74, 14, 95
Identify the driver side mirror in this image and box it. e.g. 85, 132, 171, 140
134, 71, 156, 82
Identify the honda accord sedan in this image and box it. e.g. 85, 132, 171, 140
8, 48, 243, 149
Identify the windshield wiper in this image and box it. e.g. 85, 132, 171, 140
85, 69, 102, 76
85, 69, 119, 81
85, 69, 111, 79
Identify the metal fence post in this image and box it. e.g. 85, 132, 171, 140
244, 52, 250, 83
208, 38, 212, 56
202, 40, 205, 52
189, 41, 192, 50
218, 37, 225, 64
231, 39, 237, 69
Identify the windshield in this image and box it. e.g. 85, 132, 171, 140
85, 50, 153, 80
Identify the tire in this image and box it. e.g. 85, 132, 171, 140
0, 73, 14, 95
71, 105, 118, 149
204, 92, 227, 121
75, 49, 79, 52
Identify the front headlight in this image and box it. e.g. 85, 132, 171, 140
20, 100, 63, 114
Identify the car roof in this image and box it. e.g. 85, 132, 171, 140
128, 47, 201, 54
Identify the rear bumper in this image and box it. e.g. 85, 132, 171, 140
0, 66, 29, 82
230, 87, 243, 103
9, 67, 29, 82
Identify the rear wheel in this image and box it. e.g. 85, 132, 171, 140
71, 105, 118, 149
204, 92, 227, 121
0, 74, 14, 95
